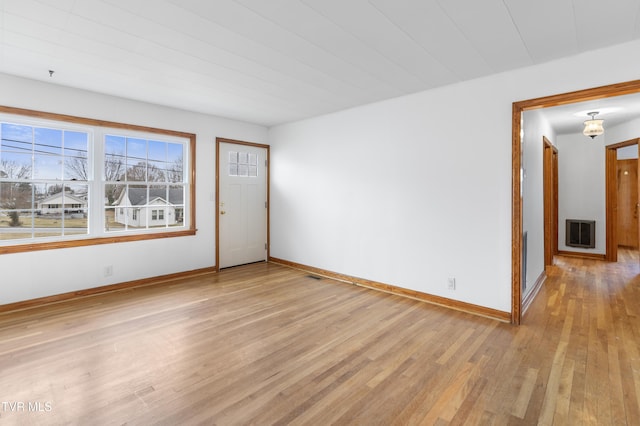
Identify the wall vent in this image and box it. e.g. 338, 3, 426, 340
566, 219, 595, 248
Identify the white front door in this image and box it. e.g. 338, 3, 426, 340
218, 141, 268, 268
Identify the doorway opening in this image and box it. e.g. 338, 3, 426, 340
512, 79, 640, 325
605, 138, 639, 262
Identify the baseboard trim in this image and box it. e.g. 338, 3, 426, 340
0, 266, 218, 314
557, 250, 606, 260
269, 257, 510, 323
522, 271, 546, 315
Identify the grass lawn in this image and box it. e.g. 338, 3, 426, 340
0, 215, 88, 228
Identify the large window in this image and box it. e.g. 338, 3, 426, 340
0, 107, 196, 254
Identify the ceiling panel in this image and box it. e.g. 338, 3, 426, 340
170, 0, 400, 97
30, 0, 76, 12
63, 6, 342, 109
101, 0, 373, 105
230, 0, 426, 93
2, 0, 71, 26
1, 19, 322, 124
298, 0, 456, 88
435, 0, 532, 71
370, 0, 493, 81
573, 0, 640, 50
504, 0, 577, 63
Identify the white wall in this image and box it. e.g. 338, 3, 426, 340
522, 110, 555, 293
557, 133, 606, 254
269, 39, 640, 313
0, 73, 267, 305
554, 117, 640, 255
607, 116, 640, 157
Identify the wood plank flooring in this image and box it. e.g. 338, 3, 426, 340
0, 251, 639, 425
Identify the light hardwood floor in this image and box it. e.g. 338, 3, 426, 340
0, 250, 639, 425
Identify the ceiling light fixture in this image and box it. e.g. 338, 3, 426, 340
583, 111, 604, 139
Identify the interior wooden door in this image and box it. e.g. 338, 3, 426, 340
617, 158, 639, 248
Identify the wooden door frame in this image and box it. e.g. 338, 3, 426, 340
215, 137, 270, 272
543, 137, 559, 270
512, 79, 640, 324
605, 138, 640, 262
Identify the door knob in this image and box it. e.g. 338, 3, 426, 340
220, 210, 226, 215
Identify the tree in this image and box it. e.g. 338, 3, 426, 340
47, 184, 65, 195
65, 153, 88, 181
1, 159, 31, 180
65, 150, 125, 182
7, 211, 21, 227
0, 160, 32, 227
168, 154, 184, 183
105, 154, 125, 182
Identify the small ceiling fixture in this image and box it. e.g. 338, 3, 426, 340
48, 70, 55, 77
583, 111, 604, 139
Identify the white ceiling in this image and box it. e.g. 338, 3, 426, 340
1, 0, 640, 126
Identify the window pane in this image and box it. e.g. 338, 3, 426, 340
127, 160, 147, 181
105, 135, 125, 154
169, 185, 185, 226
105, 135, 125, 182
64, 156, 88, 181
126, 137, 146, 160
1, 181, 33, 209
149, 185, 168, 203
126, 137, 147, 182
148, 140, 166, 161
34, 154, 62, 180
105, 208, 124, 232
0, 209, 32, 240
1, 123, 32, 151
167, 143, 183, 183
34, 127, 62, 155
105, 183, 125, 208
147, 160, 166, 182
238, 152, 249, 165
64, 131, 89, 181
129, 208, 140, 227
0, 208, 34, 240
0, 181, 34, 240
0, 152, 32, 179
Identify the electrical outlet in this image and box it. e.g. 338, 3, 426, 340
104, 265, 113, 277
447, 277, 456, 290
